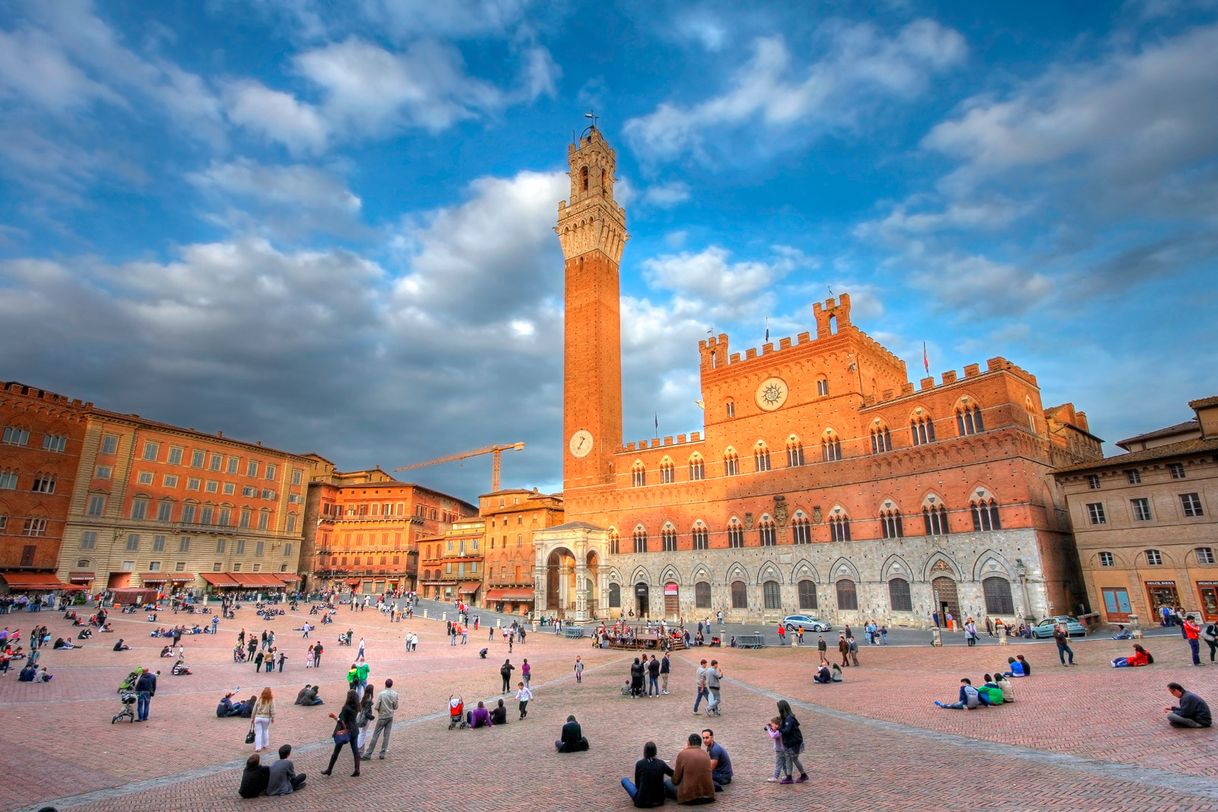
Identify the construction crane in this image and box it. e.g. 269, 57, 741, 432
394, 442, 525, 492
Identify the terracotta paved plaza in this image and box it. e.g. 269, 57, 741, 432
4, 604, 1217, 812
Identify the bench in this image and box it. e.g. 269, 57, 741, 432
735, 633, 766, 649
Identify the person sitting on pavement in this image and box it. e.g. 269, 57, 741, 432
113, 638, 130, 651
1003, 656, 1026, 678
1165, 682, 1212, 728
490, 698, 509, 726
1112, 644, 1153, 668
671, 732, 716, 804
238, 753, 270, 798
1112, 624, 1133, 640
830, 663, 844, 683
813, 661, 831, 684
18, 663, 38, 681
621, 740, 676, 808
978, 675, 1004, 706
53, 637, 81, 650
171, 658, 192, 676
702, 729, 732, 790
935, 678, 981, 709
467, 700, 492, 729
295, 684, 324, 706
266, 744, 307, 795
995, 673, 1016, 703
217, 692, 243, 717
555, 714, 589, 752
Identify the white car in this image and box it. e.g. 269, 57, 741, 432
782, 614, 832, 632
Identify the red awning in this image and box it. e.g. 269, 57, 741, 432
200, 572, 239, 587
165, 574, 195, 582
275, 573, 300, 583
140, 572, 168, 583
0, 572, 72, 590
68, 571, 95, 583
485, 588, 535, 602
458, 581, 482, 594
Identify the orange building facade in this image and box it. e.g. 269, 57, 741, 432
0, 382, 89, 590
305, 464, 476, 595
417, 518, 486, 604
58, 408, 313, 594
535, 128, 1103, 625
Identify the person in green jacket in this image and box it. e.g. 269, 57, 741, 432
355, 661, 370, 699
979, 675, 1004, 706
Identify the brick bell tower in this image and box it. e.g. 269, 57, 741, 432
556, 124, 627, 492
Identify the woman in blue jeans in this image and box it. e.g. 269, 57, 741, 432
776, 699, 808, 783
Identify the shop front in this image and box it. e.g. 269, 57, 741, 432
1145, 580, 1180, 623
1197, 581, 1218, 620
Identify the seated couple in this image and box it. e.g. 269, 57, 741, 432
1003, 655, 1031, 677
620, 736, 717, 807
466, 699, 510, 727
238, 745, 306, 798
813, 660, 843, 684
934, 676, 1011, 709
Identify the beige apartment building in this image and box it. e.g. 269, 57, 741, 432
1055, 397, 1218, 624
58, 408, 313, 594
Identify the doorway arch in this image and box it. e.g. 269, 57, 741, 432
634, 582, 650, 617
546, 547, 577, 616
932, 576, 960, 628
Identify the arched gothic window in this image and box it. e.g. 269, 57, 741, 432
956, 403, 985, 436
970, 498, 1001, 531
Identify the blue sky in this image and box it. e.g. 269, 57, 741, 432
2, 0, 1216, 501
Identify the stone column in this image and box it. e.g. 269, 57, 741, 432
533, 561, 546, 614
575, 561, 588, 621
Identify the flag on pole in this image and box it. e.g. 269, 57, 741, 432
764, 317, 769, 343
922, 341, 930, 375
654, 413, 659, 437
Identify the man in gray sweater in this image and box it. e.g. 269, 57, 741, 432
266, 744, 306, 795
1166, 682, 1212, 728
361, 677, 400, 759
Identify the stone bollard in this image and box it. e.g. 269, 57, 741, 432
423, 608, 428, 618
997, 625, 1008, 645
931, 627, 943, 647
532, 621, 539, 632
442, 611, 447, 622
1130, 614, 1143, 639
496, 618, 502, 628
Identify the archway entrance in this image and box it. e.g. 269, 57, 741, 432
932, 576, 960, 629
664, 582, 679, 619
545, 548, 577, 616
635, 582, 650, 617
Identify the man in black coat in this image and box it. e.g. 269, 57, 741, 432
620, 741, 675, 807
555, 715, 589, 752
134, 668, 157, 721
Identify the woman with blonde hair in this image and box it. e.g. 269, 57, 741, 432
252, 686, 275, 751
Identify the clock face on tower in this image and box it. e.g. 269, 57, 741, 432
755, 377, 789, 411
569, 429, 594, 458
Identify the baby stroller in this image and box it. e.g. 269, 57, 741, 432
113, 671, 140, 724
447, 696, 467, 729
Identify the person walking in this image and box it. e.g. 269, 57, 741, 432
838, 633, 850, 667
647, 654, 661, 697
360, 681, 399, 764
848, 635, 860, 667
355, 686, 374, 751
252, 687, 275, 751
322, 690, 361, 777
1054, 624, 1075, 666
1183, 615, 1202, 666
693, 659, 709, 713
521, 658, 532, 688
574, 655, 584, 684
660, 651, 671, 695
1203, 620, 1218, 664
356, 637, 366, 661
515, 681, 532, 719
705, 660, 723, 715
134, 667, 157, 722
500, 659, 515, 693
776, 699, 808, 784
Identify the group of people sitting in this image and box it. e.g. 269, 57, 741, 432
18, 663, 53, 682
453, 697, 513, 728
239, 745, 306, 798
620, 729, 733, 807
294, 685, 324, 706
813, 659, 844, 684
934, 673, 1017, 709
217, 692, 257, 718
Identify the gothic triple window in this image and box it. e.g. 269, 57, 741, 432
659, 458, 675, 484
754, 443, 771, 472
871, 425, 892, 454
661, 524, 677, 552
692, 523, 709, 551
829, 514, 851, 542
923, 504, 949, 536
971, 498, 1002, 531
956, 403, 985, 436
633, 526, 647, 553
786, 436, 805, 467
608, 529, 620, 555
791, 512, 811, 544
727, 519, 744, 548
880, 508, 904, 539
631, 462, 646, 488
689, 455, 705, 481
910, 414, 936, 446
758, 517, 776, 546
724, 449, 740, 477
821, 431, 842, 462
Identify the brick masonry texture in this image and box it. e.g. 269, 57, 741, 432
4, 602, 1218, 811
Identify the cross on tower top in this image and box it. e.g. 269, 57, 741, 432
584, 109, 599, 129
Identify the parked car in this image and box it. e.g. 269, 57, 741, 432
782, 614, 832, 632
1031, 616, 1086, 638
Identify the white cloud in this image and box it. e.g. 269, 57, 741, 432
359, 0, 531, 40
911, 253, 1052, 318
624, 19, 966, 162
643, 181, 691, 208
642, 245, 800, 309
222, 80, 330, 154
0, 28, 123, 112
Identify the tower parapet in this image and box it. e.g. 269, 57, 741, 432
556, 128, 628, 264
812, 293, 851, 339
698, 334, 729, 370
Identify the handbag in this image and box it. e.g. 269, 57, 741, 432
244, 725, 255, 744
332, 725, 350, 745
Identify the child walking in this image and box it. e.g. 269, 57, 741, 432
574, 656, 584, 684
515, 681, 533, 719
765, 716, 784, 782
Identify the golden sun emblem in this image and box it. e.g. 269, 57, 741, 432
755, 377, 788, 411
